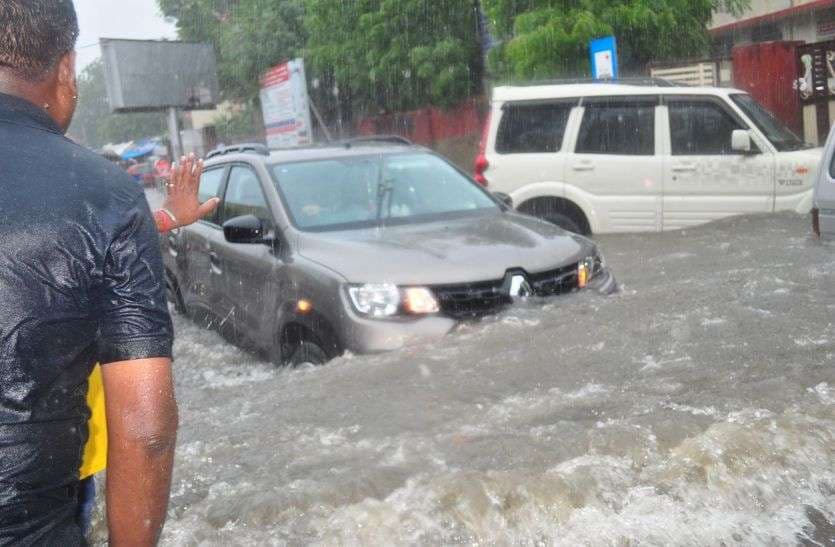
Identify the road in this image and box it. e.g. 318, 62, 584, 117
95, 211, 834, 545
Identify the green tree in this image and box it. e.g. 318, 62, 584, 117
482, 0, 750, 80
68, 60, 166, 148
305, 0, 484, 119
156, 0, 305, 102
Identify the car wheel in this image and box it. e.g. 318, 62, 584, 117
519, 198, 590, 235
286, 339, 328, 367
273, 324, 332, 367
543, 211, 582, 234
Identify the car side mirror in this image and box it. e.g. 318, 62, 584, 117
493, 192, 513, 209
731, 129, 754, 154
223, 214, 267, 244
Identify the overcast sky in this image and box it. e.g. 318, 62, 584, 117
74, 0, 178, 73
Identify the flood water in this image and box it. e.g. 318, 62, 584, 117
95, 212, 834, 545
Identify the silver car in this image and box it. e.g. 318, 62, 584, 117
813, 123, 835, 238
163, 140, 617, 365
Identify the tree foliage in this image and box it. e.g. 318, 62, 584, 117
153, 0, 750, 123
482, 0, 750, 80
68, 60, 166, 148
157, 0, 305, 101
304, 0, 484, 116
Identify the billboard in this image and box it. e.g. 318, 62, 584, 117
101, 39, 219, 112
259, 59, 314, 149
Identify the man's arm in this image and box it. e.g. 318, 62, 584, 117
101, 358, 178, 546
95, 188, 178, 544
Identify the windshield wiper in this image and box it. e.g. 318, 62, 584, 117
375, 176, 393, 224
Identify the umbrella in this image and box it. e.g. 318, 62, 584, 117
121, 138, 161, 160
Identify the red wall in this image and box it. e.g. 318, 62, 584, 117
356, 99, 485, 146
732, 41, 803, 134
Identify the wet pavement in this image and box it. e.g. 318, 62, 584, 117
94, 211, 834, 545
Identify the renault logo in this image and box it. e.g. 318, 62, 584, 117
508, 274, 533, 298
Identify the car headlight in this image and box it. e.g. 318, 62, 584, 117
347, 284, 439, 318
578, 249, 605, 288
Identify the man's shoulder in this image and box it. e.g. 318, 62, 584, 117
67, 142, 140, 188
55, 139, 146, 207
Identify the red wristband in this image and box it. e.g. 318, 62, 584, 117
154, 210, 174, 233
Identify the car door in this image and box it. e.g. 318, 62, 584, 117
214, 164, 283, 337
565, 96, 662, 232
662, 96, 774, 230
175, 165, 229, 316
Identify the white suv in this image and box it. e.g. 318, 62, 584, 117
475, 81, 821, 234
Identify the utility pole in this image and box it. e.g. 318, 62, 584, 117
167, 107, 183, 159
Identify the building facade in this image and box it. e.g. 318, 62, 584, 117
711, 0, 835, 56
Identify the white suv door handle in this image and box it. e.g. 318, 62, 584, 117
572, 162, 595, 172
671, 164, 697, 172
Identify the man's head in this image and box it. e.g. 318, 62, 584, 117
0, 0, 79, 132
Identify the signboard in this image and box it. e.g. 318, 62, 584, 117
259, 59, 314, 149
101, 39, 218, 112
589, 36, 619, 80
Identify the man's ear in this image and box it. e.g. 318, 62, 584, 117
52, 51, 78, 132
58, 51, 77, 88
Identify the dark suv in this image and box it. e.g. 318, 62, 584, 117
163, 140, 616, 365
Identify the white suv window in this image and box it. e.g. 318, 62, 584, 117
575, 100, 655, 156
496, 102, 573, 154
668, 100, 746, 155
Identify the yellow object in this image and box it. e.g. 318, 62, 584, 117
578, 263, 589, 289
79, 365, 108, 479
403, 287, 440, 314
296, 299, 313, 314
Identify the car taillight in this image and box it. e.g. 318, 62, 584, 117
474, 154, 489, 186
473, 111, 491, 187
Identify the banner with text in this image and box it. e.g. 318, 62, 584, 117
260, 59, 313, 148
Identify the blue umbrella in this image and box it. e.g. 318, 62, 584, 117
121, 138, 160, 160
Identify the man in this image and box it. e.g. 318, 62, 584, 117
76, 156, 214, 539
0, 1, 216, 544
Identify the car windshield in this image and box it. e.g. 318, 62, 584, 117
269, 153, 498, 231
730, 93, 811, 151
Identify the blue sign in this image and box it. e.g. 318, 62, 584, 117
589, 36, 619, 80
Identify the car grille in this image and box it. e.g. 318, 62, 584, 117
432, 262, 580, 319
432, 279, 512, 320
529, 263, 579, 297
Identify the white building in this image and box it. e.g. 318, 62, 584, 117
711, 0, 835, 55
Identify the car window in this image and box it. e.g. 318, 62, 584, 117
197, 167, 225, 225
496, 102, 573, 154
669, 100, 746, 155
270, 153, 497, 231
575, 101, 655, 156
730, 93, 809, 152
221, 166, 272, 225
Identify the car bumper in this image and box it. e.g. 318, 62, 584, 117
340, 313, 458, 354
816, 207, 835, 238
339, 269, 617, 354
588, 268, 618, 295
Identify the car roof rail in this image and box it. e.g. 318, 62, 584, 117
206, 142, 270, 159
344, 135, 414, 147
504, 77, 681, 88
